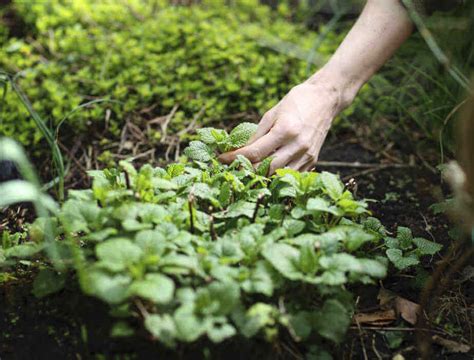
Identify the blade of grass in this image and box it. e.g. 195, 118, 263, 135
0, 71, 65, 201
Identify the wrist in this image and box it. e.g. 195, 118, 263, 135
306, 65, 365, 111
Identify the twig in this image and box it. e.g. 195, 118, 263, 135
372, 334, 383, 360
316, 161, 411, 169
342, 167, 389, 182
252, 193, 265, 223
159, 104, 179, 143
349, 326, 446, 336
134, 299, 149, 318
354, 317, 369, 360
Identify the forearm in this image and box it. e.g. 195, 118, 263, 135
308, 0, 414, 108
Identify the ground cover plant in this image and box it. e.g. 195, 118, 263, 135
0, 0, 342, 150
0, 124, 445, 357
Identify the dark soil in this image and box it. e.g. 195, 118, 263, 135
1, 134, 472, 360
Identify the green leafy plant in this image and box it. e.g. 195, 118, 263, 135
384, 226, 442, 270
1, 124, 392, 355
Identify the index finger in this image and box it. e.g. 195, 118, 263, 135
219, 128, 284, 164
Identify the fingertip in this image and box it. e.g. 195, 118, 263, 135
218, 152, 235, 164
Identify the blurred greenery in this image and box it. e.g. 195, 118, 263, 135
0, 0, 344, 151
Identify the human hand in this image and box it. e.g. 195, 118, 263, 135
219, 78, 351, 174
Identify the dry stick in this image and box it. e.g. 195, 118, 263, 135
349, 326, 447, 336
134, 299, 149, 319
342, 166, 391, 182
160, 104, 179, 144
123, 170, 131, 189
372, 334, 383, 360
252, 193, 265, 223
316, 161, 411, 169
354, 317, 369, 360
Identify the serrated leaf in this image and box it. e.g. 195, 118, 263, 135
166, 163, 185, 178
197, 128, 218, 144
235, 154, 253, 172
386, 249, 420, 270
262, 243, 301, 280
412, 237, 442, 255
256, 156, 273, 176
363, 217, 387, 236
228, 122, 257, 149
396, 227, 413, 250
183, 141, 213, 162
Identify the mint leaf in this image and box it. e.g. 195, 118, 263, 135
386, 248, 420, 270
82, 270, 131, 304
145, 314, 177, 347
96, 238, 142, 272
413, 237, 442, 255
313, 299, 351, 343
256, 156, 273, 176
320, 172, 344, 200
129, 273, 175, 304
262, 243, 301, 280
184, 141, 213, 162
32, 269, 66, 298
228, 122, 257, 150
307, 197, 341, 216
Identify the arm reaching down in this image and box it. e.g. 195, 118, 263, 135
219, 0, 414, 173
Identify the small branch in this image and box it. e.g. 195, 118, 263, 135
252, 193, 265, 223
316, 161, 412, 169
134, 299, 149, 318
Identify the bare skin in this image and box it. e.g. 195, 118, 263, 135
219, 0, 414, 173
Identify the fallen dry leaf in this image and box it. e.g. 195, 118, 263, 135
432, 335, 471, 353
394, 296, 420, 325
377, 289, 421, 325
353, 309, 397, 326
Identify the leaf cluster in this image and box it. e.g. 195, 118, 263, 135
1, 124, 388, 353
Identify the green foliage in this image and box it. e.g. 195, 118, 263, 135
384, 226, 442, 270
0, 0, 338, 151
1, 124, 391, 353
